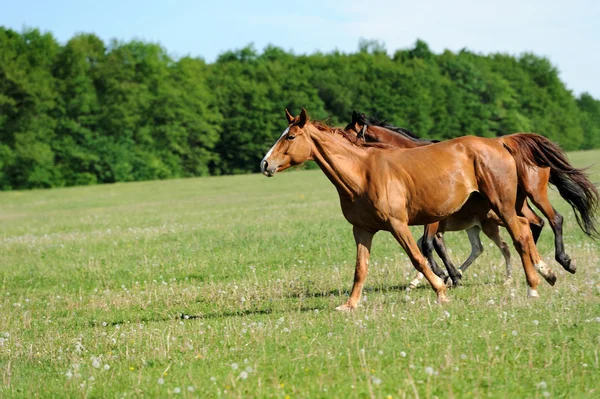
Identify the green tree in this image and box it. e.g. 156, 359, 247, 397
0, 28, 61, 189
577, 93, 600, 149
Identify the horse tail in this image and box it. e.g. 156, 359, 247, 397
502, 133, 599, 238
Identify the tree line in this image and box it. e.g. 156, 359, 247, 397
1, 28, 599, 190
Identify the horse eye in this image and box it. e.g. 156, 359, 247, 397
286, 135, 296, 141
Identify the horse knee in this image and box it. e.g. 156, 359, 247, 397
501, 241, 511, 254
475, 241, 484, 256
513, 229, 532, 254
553, 212, 564, 229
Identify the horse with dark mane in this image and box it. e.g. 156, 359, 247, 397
261, 108, 566, 310
346, 111, 599, 287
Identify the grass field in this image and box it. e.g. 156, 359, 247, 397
1, 149, 599, 398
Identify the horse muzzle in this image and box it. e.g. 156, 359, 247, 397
260, 159, 276, 177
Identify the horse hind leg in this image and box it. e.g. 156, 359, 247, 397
421, 224, 451, 280
481, 220, 513, 284
521, 168, 575, 273
408, 272, 425, 290
503, 212, 546, 296
409, 229, 449, 289
521, 201, 544, 243
432, 232, 462, 286
476, 165, 553, 296
529, 196, 574, 273
458, 226, 484, 275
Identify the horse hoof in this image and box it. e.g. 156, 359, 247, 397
527, 287, 540, 298
557, 255, 576, 274
335, 303, 356, 312
535, 261, 557, 286
437, 294, 450, 304
565, 259, 576, 274
503, 277, 514, 286
544, 272, 557, 286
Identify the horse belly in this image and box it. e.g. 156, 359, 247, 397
405, 185, 474, 226
439, 193, 491, 232
397, 159, 477, 225
440, 214, 480, 232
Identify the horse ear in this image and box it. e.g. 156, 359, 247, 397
285, 109, 294, 124
298, 108, 309, 127
358, 124, 367, 140
352, 110, 359, 121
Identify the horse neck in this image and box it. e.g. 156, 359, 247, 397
308, 127, 367, 199
367, 126, 428, 148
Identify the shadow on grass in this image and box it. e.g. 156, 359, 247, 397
90, 280, 486, 327
283, 282, 418, 300
90, 304, 330, 327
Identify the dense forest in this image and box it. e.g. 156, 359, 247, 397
1, 28, 599, 190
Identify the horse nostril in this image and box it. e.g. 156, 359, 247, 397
263, 160, 268, 171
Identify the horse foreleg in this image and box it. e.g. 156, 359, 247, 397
336, 226, 375, 311
390, 219, 448, 303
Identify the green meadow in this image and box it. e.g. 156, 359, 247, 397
1, 149, 599, 398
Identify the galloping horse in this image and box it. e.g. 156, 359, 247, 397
345, 111, 599, 287
261, 108, 557, 310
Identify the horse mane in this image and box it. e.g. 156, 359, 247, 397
311, 121, 396, 150
356, 113, 438, 144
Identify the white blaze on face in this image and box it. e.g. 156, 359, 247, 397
261, 127, 289, 172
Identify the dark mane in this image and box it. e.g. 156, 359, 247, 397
357, 113, 438, 144
311, 121, 396, 150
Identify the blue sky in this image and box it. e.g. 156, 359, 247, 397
2, 0, 599, 97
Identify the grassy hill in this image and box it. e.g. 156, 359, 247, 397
0, 149, 599, 397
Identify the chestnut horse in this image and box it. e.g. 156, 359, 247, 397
346, 111, 599, 287
261, 108, 557, 310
